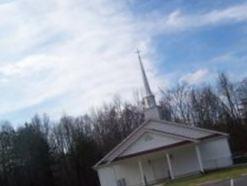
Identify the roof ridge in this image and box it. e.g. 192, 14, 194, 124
147, 128, 198, 142
151, 119, 228, 136
93, 119, 150, 168
108, 129, 146, 162
117, 129, 197, 159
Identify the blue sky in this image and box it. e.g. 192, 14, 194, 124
0, 0, 247, 125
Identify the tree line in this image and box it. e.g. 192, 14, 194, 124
0, 73, 246, 186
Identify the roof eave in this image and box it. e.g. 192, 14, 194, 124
93, 119, 151, 168
151, 119, 229, 136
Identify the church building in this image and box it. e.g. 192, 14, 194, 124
93, 52, 233, 186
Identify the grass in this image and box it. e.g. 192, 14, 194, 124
164, 166, 247, 186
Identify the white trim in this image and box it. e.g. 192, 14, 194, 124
112, 165, 118, 184
146, 129, 199, 142
166, 153, 174, 180
96, 128, 197, 168
118, 130, 197, 158
94, 120, 150, 168
152, 119, 228, 136
138, 160, 145, 185
195, 145, 204, 173
94, 119, 228, 168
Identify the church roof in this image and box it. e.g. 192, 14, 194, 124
93, 119, 228, 169
94, 52, 228, 169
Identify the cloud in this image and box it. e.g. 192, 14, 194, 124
180, 69, 209, 85
0, 0, 247, 123
152, 3, 247, 33
0, 0, 165, 122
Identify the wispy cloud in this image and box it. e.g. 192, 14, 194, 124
0, 0, 164, 121
0, 0, 246, 122
180, 69, 209, 85
152, 3, 247, 33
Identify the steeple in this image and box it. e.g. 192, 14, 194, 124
137, 49, 153, 97
136, 49, 161, 120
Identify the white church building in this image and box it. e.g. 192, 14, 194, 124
94, 52, 233, 186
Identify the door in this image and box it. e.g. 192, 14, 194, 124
151, 157, 169, 181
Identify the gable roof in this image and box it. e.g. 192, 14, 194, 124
94, 119, 228, 169
119, 130, 190, 158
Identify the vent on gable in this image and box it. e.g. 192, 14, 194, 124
144, 134, 153, 142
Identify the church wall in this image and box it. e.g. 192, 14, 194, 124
170, 145, 201, 177
97, 151, 170, 186
199, 137, 232, 170
143, 156, 169, 183
97, 137, 233, 186
97, 166, 117, 186
113, 159, 142, 186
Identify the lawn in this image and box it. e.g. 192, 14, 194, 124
164, 166, 247, 186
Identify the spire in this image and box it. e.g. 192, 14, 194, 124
136, 49, 152, 97
136, 49, 160, 120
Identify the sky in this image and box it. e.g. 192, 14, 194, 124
0, 0, 247, 125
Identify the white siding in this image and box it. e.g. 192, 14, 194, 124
148, 157, 169, 181
140, 156, 169, 183
98, 154, 170, 186
95, 119, 226, 166
199, 137, 232, 170
170, 146, 200, 177
98, 167, 117, 186
114, 160, 142, 186
97, 138, 233, 186
120, 132, 182, 157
